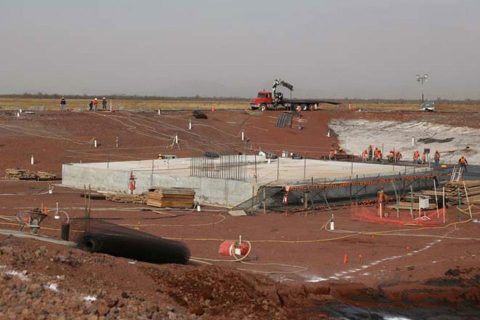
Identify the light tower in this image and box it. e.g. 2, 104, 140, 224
416, 73, 429, 102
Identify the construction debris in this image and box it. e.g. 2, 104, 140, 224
147, 188, 195, 208
105, 193, 146, 204
5, 169, 57, 181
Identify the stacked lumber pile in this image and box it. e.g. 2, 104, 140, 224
5, 168, 37, 180
105, 193, 146, 204
388, 180, 480, 211
387, 201, 437, 211
37, 171, 57, 181
5, 169, 57, 181
443, 180, 480, 205
147, 188, 195, 208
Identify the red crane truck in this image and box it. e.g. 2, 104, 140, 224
250, 79, 340, 111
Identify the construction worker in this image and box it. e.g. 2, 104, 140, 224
388, 150, 401, 162
387, 150, 394, 162
395, 151, 402, 162
93, 98, 98, 111
88, 100, 94, 111
102, 97, 107, 110
368, 145, 373, 161
374, 148, 382, 162
434, 150, 441, 167
458, 156, 468, 172
60, 96, 66, 111
421, 151, 426, 164
377, 188, 387, 217
328, 148, 335, 160
413, 150, 420, 163
361, 149, 368, 161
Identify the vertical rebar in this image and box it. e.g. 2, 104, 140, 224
303, 156, 306, 180
254, 154, 257, 183
150, 159, 154, 187
277, 158, 280, 180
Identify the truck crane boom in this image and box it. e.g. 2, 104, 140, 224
272, 79, 294, 104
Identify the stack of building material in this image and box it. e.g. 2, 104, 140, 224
5, 169, 57, 181
5, 168, 38, 180
443, 180, 480, 205
36, 171, 57, 181
387, 201, 437, 211
147, 188, 195, 208
106, 193, 146, 204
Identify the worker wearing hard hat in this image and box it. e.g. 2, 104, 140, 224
102, 97, 107, 110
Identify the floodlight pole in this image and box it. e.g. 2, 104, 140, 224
416, 74, 428, 103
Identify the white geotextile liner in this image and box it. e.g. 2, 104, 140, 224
329, 119, 480, 164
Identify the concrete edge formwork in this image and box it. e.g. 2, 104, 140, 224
236, 171, 439, 213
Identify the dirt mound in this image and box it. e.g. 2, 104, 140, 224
0, 235, 334, 319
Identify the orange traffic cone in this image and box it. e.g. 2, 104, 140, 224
343, 253, 349, 264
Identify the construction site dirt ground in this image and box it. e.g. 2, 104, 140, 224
1, 109, 480, 319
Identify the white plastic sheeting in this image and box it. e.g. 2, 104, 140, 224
329, 119, 480, 164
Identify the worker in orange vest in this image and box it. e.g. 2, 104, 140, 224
458, 155, 468, 172
374, 148, 382, 162
413, 150, 420, 163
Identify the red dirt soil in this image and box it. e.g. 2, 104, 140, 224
1, 109, 480, 319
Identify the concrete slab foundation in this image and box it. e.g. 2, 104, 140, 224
62, 156, 431, 207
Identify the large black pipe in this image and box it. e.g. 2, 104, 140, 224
72, 218, 190, 264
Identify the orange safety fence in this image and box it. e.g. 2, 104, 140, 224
350, 204, 446, 227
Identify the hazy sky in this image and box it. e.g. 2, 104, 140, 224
1, 0, 479, 99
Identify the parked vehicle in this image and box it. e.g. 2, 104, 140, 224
250, 79, 340, 111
